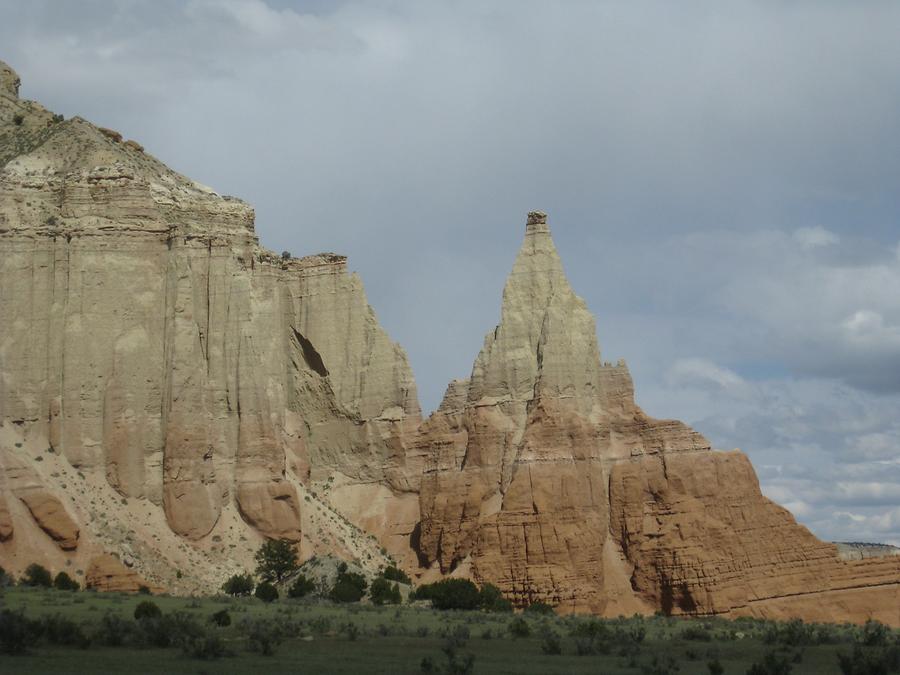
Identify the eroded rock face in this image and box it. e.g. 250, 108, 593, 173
0, 60, 418, 579
417, 212, 900, 623
85, 554, 151, 593
417, 212, 707, 612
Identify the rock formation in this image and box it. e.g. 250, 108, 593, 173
0, 60, 418, 589
416, 211, 899, 624
0, 61, 897, 625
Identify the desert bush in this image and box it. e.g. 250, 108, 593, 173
184, 631, 230, 660
13, 114, 24, 126
137, 585, 151, 595
222, 572, 254, 596
413, 579, 480, 610
508, 617, 531, 638
524, 601, 555, 616
540, 628, 563, 655
0, 609, 43, 655
837, 642, 900, 675
747, 650, 794, 675
240, 617, 283, 656
860, 620, 891, 647
210, 609, 231, 627
255, 582, 278, 603
370, 577, 401, 605
53, 571, 80, 591
763, 619, 812, 647
21, 563, 52, 588
134, 600, 162, 621
343, 621, 360, 641
0, 566, 10, 587
255, 539, 298, 583
329, 564, 367, 603
382, 565, 411, 584
94, 612, 134, 647
681, 625, 713, 641
708, 659, 725, 675
287, 573, 316, 599
642, 653, 681, 675
479, 583, 512, 612
40, 614, 90, 648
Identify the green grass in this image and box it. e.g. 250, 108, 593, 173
0, 586, 893, 674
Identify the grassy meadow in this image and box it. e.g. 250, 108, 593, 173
1, 585, 897, 674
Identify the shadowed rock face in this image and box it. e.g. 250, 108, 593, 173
416, 212, 900, 623
0, 61, 897, 624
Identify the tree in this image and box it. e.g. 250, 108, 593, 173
329, 564, 367, 603
413, 579, 480, 610
254, 540, 298, 584
21, 563, 52, 588
53, 571, 80, 592
134, 600, 162, 621
255, 582, 278, 603
479, 583, 512, 612
381, 565, 411, 585
370, 577, 401, 605
287, 574, 315, 599
222, 573, 254, 597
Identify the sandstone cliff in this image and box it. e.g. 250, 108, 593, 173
416, 212, 899, 624
0, 61, 419, 589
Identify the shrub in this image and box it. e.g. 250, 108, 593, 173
747, 650, 794, 675
94, 612, 134, 647
255, 539, 299, 584
240, 618, 283, 656
524, 601, 555, 616
479, 583, 512, 612
413, 579, 480, 610
329, 565, 367, 603
508, 617, 531, 638
708, 659, 725, 675
134, 600, 162, 621
287, 574, 315, 599
540, 628, 563, 655
22, 563, 52, 588
255, 582, 278, 603
860, 620, 890, 647
210, 609, 231, 627
137, 585, 151, 595
281, 251, 292, 261
837, 642, 900, 675
40, 614, 90, 648
370, 577, 402, 605
184, 631, 229, 660
13, 114, 24, 126
343, 622, 360, 641
382, 565, 411, 584
222, 573, 254, 596
682, 624, 713, 642
53, 571, 80, 592
0, 609, 43, 655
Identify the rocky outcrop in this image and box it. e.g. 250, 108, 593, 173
85, 554, 152, 593
0, 60, 417, 582
417, 211, 900, 623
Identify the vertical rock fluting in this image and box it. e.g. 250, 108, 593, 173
417, 212, 707, 613
417, 212, 900, 622
0, 62, 419, 581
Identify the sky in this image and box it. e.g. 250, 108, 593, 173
2, 0, 899, 546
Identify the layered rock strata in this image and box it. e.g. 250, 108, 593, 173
0, 60, 419, 586
417, 211, 900, 624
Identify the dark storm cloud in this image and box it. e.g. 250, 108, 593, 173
1, 0, 898, 543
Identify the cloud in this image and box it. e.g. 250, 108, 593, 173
793, 226, 839, 249
1, 0, 898, 546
